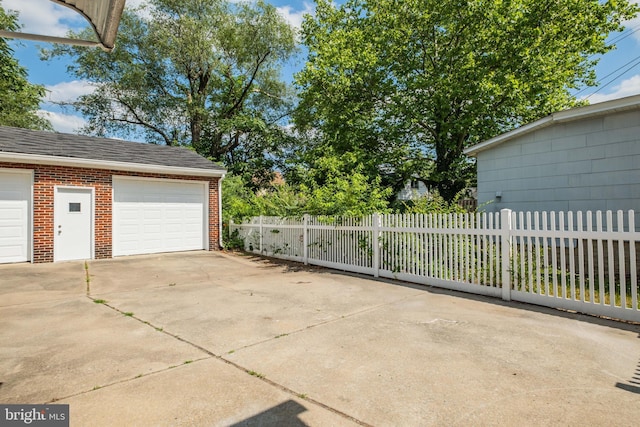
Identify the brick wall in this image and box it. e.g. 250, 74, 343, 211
0, 162, 221, 263
208, 179, 221, 251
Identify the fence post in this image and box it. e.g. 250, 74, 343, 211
500, 209, 513, 301
259, 215, 263, 254
373, 213, 381, 277
303, 214, 309, 265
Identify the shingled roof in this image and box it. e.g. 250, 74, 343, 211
0, 126, 225, 177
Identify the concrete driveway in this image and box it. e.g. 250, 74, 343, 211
1, 251, 639, 426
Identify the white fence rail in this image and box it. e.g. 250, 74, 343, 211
231, 209, 640, 323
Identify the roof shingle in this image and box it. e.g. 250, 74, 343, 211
0, 126, 226, 173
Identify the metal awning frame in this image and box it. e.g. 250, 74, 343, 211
0, 0, 127, 52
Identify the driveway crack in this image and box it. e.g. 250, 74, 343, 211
86, 296, 372, 426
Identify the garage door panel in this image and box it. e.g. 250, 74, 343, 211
0, 205, 25, 223
0, 190, 26, 201
0, 171, 31, 264
0, 242, 23, 253
164, 208, 183, 220
165, 223, 182, 233
184, 223, 201, 233
0, 224, 24, 238
143, 224, 162, 234
113, 178, 207, 256
143, 207, 163, 220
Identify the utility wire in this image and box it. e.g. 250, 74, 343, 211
574, 22, 640, 98
584, 55, 640, 99
585, 23, 640, 61
606, 23, 640, 46
574, 54, 640, 97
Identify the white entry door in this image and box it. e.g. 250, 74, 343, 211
54, 187, 93, 262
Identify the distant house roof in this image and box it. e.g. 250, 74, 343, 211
0, 126, 226, 178
464, 94, 640, 157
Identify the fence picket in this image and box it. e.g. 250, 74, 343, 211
526, 212, 534, 294
618, 210, 626, 308
542, 213, 549, 296
568, 212, 576, 301
606, 211, 615, 306
550, 212, 558, 298
559, 212, 567, 299
588, 212, 596, 304
534, 212, 541, 295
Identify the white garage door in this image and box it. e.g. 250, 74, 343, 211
113, 177, 207, 256
0, 170, 31, 264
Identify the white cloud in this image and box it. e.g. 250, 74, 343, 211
39, 81, 98, 133
126, 0, 148, 8
4, 0, 83, 37
126, 0, 154, 20
623, 0, 640, 43
277, 2, 315, 30
582, 73, 640, 104
44, 80, 96, 104
38, 110, 87, 134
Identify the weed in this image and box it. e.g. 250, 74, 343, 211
247, 370, 264, 379
228, 350, 235, 354
123, 312, 134, 317
224, 228, 245, 250
155, 327, 164, 332
84, 261, 91, 295
169, 283, 176, 287
184, 360, 193, 364
275, 333, 288, 339
93, 299, 107, 304
297, 393, 308, 399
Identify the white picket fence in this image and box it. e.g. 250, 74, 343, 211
230, 209, 640, 323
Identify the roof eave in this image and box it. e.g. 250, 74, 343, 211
464, 116, 554, 157
464, 94, 640, 157
0, 152, 226, 178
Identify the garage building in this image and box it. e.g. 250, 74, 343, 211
0, 126, 226, 264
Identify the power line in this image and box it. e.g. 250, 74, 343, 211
585, 23, 640, 61
575, 21, 640, 98
574, 54, 640, 97
584, 55, 640, 99
606, 23, 640, 46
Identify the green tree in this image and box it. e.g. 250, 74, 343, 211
296, 0, 637, 201
42, 0, 296, 171
0, 5, 50, 130
223, 147, 391, 224
284, 147, 392, 216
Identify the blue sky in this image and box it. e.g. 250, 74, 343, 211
5, 0, 640, 134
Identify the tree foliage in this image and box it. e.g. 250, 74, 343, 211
295, 0, 638, 201
0, 5, 50, 130
42, 0, 296, 172
222, 149, 391, 221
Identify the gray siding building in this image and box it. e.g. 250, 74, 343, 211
465, 95, 640, 223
